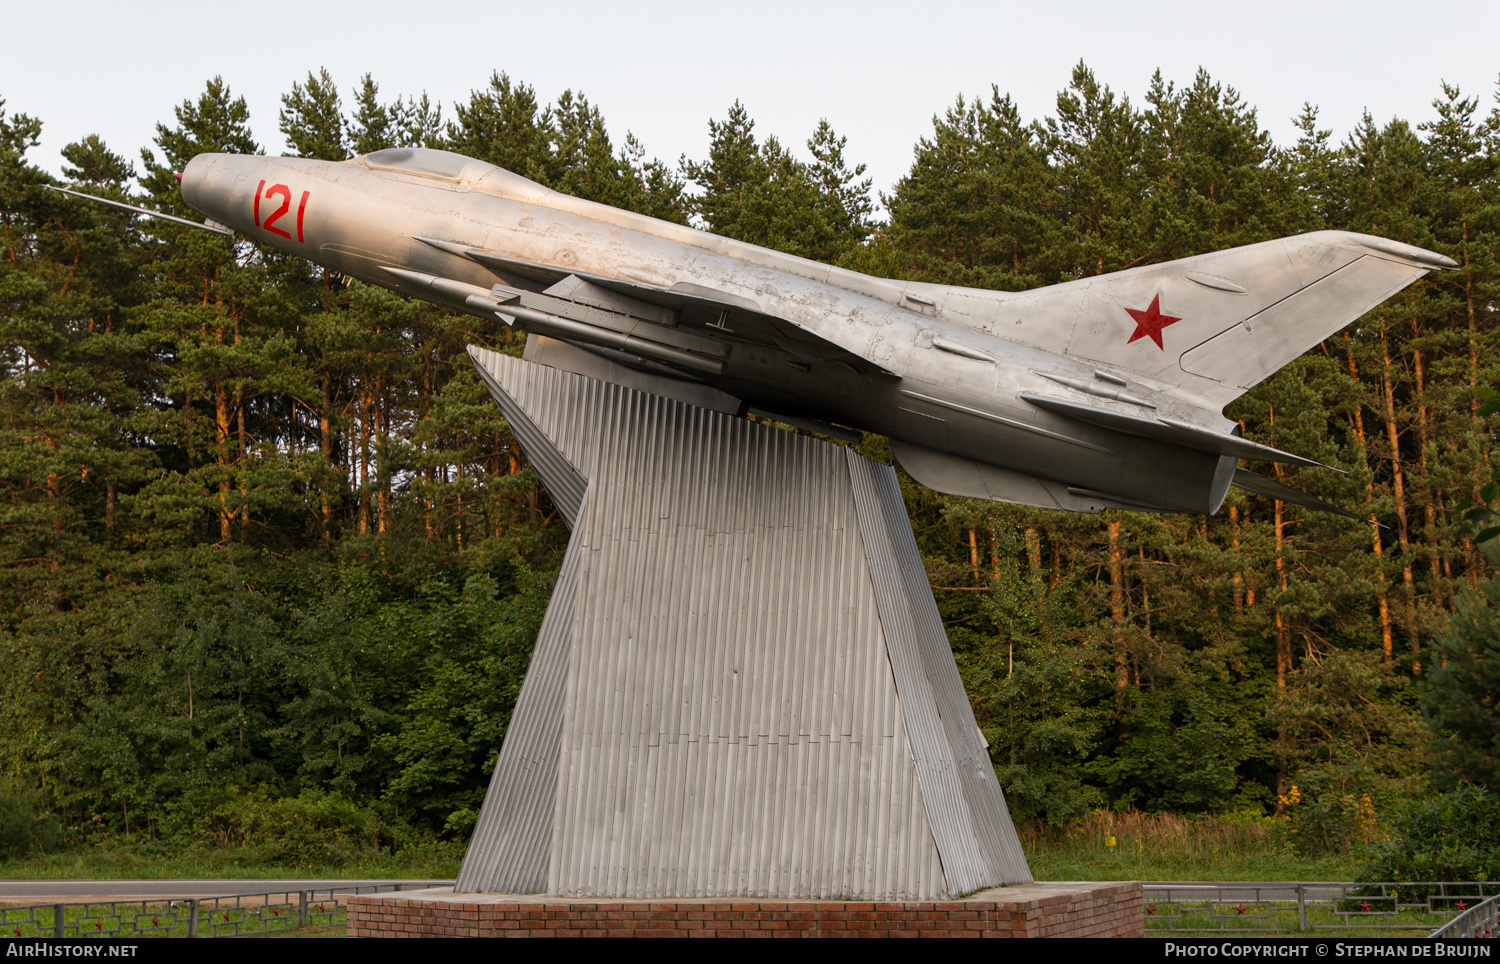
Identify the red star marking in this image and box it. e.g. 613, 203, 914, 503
1235, 905, 1247, 915
1124, 294, 1182, 350
1457, 900, 1469, 910
1146, 906, 1157, 916
1359, 902, 1372, 911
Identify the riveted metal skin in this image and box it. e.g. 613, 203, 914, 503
456, 350, 1030, 899
175, 147, 1450, 520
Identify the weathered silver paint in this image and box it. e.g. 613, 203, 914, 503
177, 146, 1453, 518
455, 349, 1028, 898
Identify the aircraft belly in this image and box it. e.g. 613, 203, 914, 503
888, 394, 1228, 515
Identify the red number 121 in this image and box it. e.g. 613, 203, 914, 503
253, 180, 310, 242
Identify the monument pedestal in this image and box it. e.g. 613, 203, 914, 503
457, 348, 1029, 901
348, 882, 1144, 938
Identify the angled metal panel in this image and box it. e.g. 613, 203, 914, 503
469, 346, 586, 527
454, 526, 583, 892
541, 385, 944, 899
846, 450, 1033, 892
866, 454, 1033, 888
460, 350, 1033, 899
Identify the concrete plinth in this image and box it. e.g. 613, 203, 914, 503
347, 881, 1144, 938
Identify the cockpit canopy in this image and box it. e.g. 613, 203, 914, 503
361, 148, 474, 180
356, 147, 557, 206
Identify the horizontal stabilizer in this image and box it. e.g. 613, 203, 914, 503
1232, 468, 1365, 521
1020, 394, 1331, 468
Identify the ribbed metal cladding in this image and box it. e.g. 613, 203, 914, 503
454, 524, 582, 893
846, 451, 1034, 892
459, 347, 1029, 898
469, 347, 586, 527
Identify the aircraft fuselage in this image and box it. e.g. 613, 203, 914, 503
178, 148, 1446, 517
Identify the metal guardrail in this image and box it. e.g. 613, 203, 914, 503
1144, 882, 1500, 933
1430, 893, 1500, 939
0, 883, 413, 938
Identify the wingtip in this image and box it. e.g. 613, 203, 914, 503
1353, 235, 1457, 269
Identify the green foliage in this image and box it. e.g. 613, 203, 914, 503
884, 88, 1057, 288
1359, 786, 1500, 883
280, 68, 348, 161
444, 72, 686, 220
1, 64, 1498, 866
191, 788, 383, 865
0, 784, 63, 857
989, 633, 1106, 824
1277, 768, 1385, 857
1458, 389, 1500, 545
1423, 576, 1500, 791
1089, 693, 1263, 813
1021, 809, 1340, 883
682, 102, 873, 262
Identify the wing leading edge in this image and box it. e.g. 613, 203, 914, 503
413, 236, 889, 376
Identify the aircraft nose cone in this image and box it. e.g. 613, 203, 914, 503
178, 153, 235, 225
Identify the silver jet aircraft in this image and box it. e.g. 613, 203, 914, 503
80, 146, 1458, 518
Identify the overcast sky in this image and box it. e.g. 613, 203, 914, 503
5, 0, 1498, 207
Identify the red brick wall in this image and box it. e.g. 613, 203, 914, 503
348, 883, 1143, 938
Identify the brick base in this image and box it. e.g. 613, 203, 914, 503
348, 881, 1143, 938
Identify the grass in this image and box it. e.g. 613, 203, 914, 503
0, 812, 1413, 939
1020, 812, 1464, 937
1020, 809, 1365, 882
0, 897, 352, 939
1141, 899, 1452, 938
3, 810, 1358, 884
0, 840, 463, 881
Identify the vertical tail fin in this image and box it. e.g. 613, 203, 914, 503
988, 231, 1450, 411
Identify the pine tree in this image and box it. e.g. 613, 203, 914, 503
884, 88, 1057, 288
1422, 573, 1500, 790
682, 103, 867, 262
1044, 62, 1151, 276
805, 119, 874, 263
280, 68, 348, 161
136, 78, 307, 547
349, 74, 398, 156
445, 72, 553, 181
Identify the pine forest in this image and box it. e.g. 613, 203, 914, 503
1, 65, 1497, 867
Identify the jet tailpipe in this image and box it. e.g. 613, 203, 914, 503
498, 304, 726, 375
